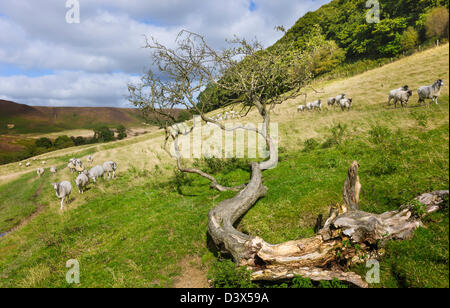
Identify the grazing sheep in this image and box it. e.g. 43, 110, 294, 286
393, 90, 413, 108
42, 161, 46, 165
418, 79, 444, 105
388, 85, 408, 105
339, 98, 353, 111
327, 97, 336, 107
75, 164, 85, 174
50, 166, 57, 174
26, 162, 31, 167
36, 168, 44, 177
87, 155, 94, 164
103, 161, 118, 179
297, 105, 307, 112
335, 94, 346, 105
52, 181, 72, 210
67, 161, 76, 173
75, 173, 89, 194
19, 162, 23, 167
308, 99, 322, 111
88, 165, 105, 183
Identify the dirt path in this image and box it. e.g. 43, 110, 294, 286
173, 256, 210, 288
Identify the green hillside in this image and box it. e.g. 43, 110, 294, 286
0, 43, 448, 288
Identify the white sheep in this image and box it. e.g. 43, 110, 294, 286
335, 94, 346, 105
327, 97, 336, 107
19, 162, 23, 167
297, 105, 306, 112
88, 165, 105, 183
75, 173, 89, 194
308, 99, 322, 111
67, 161, 76, 173
36, 168, 44, 177
87, 155, 94, 164
339, 98, 353, 111
50, 166, 57, 174
103, 161, 117, 179
42, 161, 46, 165
418, 79, 444, 105
388, 85, 408, 105
26, 162, 31, 167
393, 90, 413, 108
52, 181, 72, 210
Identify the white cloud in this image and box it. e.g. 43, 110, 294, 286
0, 0, 330, 106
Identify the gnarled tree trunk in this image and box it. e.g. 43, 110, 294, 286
208, 160, 449, 288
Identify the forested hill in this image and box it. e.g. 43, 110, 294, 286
276, 0, 449, 60
197, 0, 448, 112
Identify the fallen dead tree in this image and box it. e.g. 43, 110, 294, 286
208, 161, 449, 288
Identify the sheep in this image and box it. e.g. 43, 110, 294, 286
418, 79, 444, 105
297, 105, 306, 112
67, 161, 76, 173
50, 166, 57, 174
335, 94, 346, 105
42, 161, 46, 165
87, 155, 94, 164
393, 90, 413, 108
75, 173, 89, 194
308, 99, 322, 111
36, 168, 44, 177
19, 162, 23, 167
339, 98, 353, 111
88, 165, 105, 183
26, 162, 31, 167
103, 161, 118, 179
52, 181, 72, 210
327, 97, 336, 107
388, 85, 409, 105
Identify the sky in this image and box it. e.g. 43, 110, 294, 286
0, 0, 330, 108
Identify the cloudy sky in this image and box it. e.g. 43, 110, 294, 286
0, 0, 330, 108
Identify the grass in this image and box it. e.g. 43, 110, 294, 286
0, 44, 448, 288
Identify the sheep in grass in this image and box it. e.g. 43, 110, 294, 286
42, 161, 46, 165
418, 79, 444, 106
36, 168, 44, 177
88, 165, 105, 183
50, 166, 57, 174
19, 162, 23, 167
335, 94, 346, 105
339, 98, 353, 111
327, 97, 336, 107
388, 85, 408, 105
307, 100, 322, 111
75, 173, 89, 194
297, 105, 307, 112
87, 155, 94, 164
393, 90, 413, 108
26, 162, 31, 167
103, 161, 118, 179
67, 161, 76, 173
52, 181, 72, 210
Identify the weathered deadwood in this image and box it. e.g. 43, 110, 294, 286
343, 160, 361, 211
208, 159, 449, 288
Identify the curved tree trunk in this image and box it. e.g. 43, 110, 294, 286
208, 160, 449, 288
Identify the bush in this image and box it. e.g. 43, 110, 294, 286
54, 135, 75, 149
322, 123, 348, 148
35, 137, 53, 149
208, 259, 255, 288
401, 27, 419, 52
117, 125, 127, 140
93, 126, 115, 142
303, 138, 319, 152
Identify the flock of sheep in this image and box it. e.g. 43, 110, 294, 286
23, 155, 118, 210
297, 79, 445, 112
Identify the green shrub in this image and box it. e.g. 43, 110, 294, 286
303, 138, 319, 152
208, 259, 255, 288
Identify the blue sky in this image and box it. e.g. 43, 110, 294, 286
0, 0, 330, 107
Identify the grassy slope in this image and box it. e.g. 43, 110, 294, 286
0, 44, 448, 288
